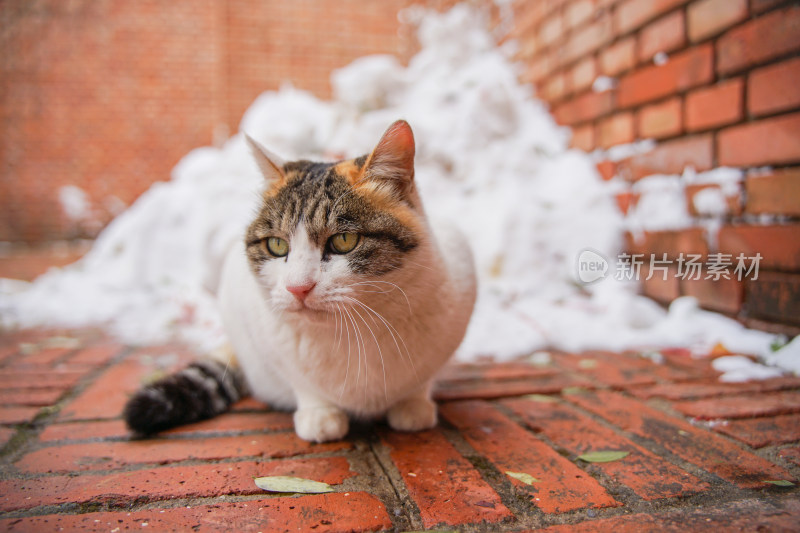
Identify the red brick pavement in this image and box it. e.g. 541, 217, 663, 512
0, 329, 798, 531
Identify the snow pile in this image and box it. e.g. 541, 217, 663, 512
0, 5, 789, 375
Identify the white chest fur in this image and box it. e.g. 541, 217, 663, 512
217, 218, 476, 419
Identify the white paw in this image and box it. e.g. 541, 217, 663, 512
387, 397, 437, 432
293, 406, 349, 442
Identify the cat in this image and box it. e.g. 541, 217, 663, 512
123, 120, 477, 442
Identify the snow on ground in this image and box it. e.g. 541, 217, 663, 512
0, 5, 791, 377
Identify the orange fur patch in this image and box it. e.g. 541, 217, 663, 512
333, 160, 364, 185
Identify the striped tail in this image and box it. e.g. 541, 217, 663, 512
123, 360, 249, 436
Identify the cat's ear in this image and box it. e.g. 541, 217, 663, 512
360, 120, 415, 199
245, 134, 285, 184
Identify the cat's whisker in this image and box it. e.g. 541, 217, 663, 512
343, 296, 419, 387
347, 280, 413, 315
341, 303, 366, 397
347, 301, 389, 403
334, 303, 351, 402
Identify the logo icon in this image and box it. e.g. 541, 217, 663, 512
576, 249, 609, 284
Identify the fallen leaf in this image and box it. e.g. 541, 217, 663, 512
506, 471, 540, 485
254, 476, 334, 494
763, 480, 795, 487
578, 450, 630, 463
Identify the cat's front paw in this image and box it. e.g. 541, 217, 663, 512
293, 406, 349, 442
387, 396, 437, 432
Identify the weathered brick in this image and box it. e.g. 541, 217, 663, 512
539, 12, 564, 47
0, 369, 84, 390
719, 112, 800, 167
0, 457, 354, 512
0, 388, 65, 407
570, 56, 597, 93
629, 228, 709, 259
596, 160, 618, 181
685, 78, 743, 131
617, 135, 713, 180
503, 396, 709, 500
442, 401, 620, 513
0, 492, 392, 532
567, 389, 794, 488
563, 14, 614, 63
673, 391, 800, 420
63, 342, 123, 366
566, 0, 595, 29
381, 429, 512, 528
39, 411, 294, 442
745, 271, 800, 326
717, 5, 800, 74
748, 56, 800, 117
570, 123, 595, 151
714, 414, 800, 448
688, 0, 748, 43
779, 447, 800, 467
638, 10, 686, 62
9, 346, 74, 368
615, 0, 689, 36
438, 363, 557, 383
618, 45, 713, 108
637, 97, 682, 139
0, 406, 40, 424
597, 111, 635, 148
600, 36, 636, 75
641, 264, 681, 303
434, 372, 591, 401
57, 347, 194, 421
628, 376, 800, 401
553, 88, 615, 125
679, 275, 744, 314
745, 168, 800, 216
542, 71, 569, 102
0, 428, 15, 449
537, 498, 800, 532
555, 351, 660, 388
718, 224, 800, 271
522, 52, 554, 85
16, 433, 350, 474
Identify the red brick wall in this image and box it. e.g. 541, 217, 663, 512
510, 0, 800, 334
0, 0, 413, 242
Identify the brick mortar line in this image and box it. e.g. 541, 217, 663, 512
367, 433, 424, 531
0, 449, 358, 483
0, 344, 134, 465
564, 390, 799, 489
492, 394, 800, 525
557, 390, 744, 487
487, 398, 648, 508
436, 419, 546, 530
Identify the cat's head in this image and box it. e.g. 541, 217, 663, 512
244, 120, 426, 316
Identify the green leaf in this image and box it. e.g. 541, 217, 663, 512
578, 450, 630, 463
505, 471, 540, 485
254, 476, 334, 494
763, 480, 795, 487
578, 358, 598, 369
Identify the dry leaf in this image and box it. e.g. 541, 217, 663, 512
578, 450, 630, 463
254, 476, 334, 494
505, 471, 540, 485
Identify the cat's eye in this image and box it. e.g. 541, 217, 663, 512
329, 232, 360, 254
263, 237, 289, 257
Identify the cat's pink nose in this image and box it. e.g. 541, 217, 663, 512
286, 282, 316, 301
